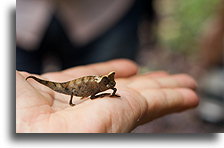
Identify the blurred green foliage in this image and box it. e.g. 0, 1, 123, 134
157, 0, 219, 54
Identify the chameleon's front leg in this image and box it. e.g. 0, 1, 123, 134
111, 88, 120, 97
69, 93, 75, 106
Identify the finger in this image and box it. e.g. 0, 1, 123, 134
139, 88, 199, 124
115, 71, 170, 86
170, 74, 198, 90
128, 74, 197, 90
128, 71, 169, 82
141, 71, 170, 78
43, 59, 138, 80
153, 74, 197, 90
85, 59, 138, 78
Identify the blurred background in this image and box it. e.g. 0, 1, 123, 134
134, 0, 224, 132
16, 0, 224, 132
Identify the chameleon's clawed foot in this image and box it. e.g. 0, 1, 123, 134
90, 95, 97, 100
110, 88, 120, 97
110, 94, 120, 98
69, 103, 76, 106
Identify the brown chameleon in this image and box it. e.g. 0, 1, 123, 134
25, 71, 120, 106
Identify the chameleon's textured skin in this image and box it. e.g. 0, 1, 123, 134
26, 71, 119, 106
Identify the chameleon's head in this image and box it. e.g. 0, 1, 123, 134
107, 71, 116, 88
99, 71, 116, 90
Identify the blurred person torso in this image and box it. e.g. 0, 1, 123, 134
16, 0, 154, 74
17, 0, 136, 49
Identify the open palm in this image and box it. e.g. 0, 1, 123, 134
16, 59, 199, 133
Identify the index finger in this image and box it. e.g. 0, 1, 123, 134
42, 59, 138, 80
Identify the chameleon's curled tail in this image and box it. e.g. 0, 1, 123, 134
25, 76, 69, 94
26, 76, 50, 85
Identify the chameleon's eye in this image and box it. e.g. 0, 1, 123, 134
100, 77, 109, 85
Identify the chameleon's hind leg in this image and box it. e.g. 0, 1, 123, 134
69, 93, 76, 106
110, 88, 120, 97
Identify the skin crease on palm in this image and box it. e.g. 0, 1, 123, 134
16, 59, 199, 133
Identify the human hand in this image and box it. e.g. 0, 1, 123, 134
16, 59, 199, 133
